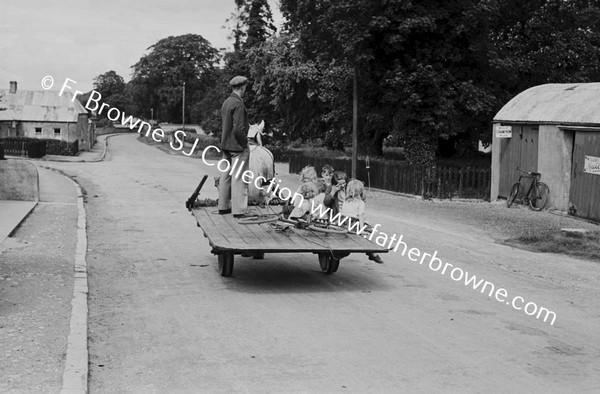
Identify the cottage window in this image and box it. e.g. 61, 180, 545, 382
35, 127, 42, 134
54, 128, 61, 135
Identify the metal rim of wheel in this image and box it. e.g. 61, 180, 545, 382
318, 253, 340, 274
507, 183, 520, 207
237, 214, 279, 225
529, 182, 549, 211
308, 223, 348, 234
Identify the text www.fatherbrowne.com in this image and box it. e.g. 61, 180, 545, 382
51, 76, 557, 327
309, 200, 557, 326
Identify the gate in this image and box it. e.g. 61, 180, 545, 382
569, 131, 600, 221
498, 125, 539, 197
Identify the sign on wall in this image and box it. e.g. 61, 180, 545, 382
584, 155, 600, 176
496, 125, 512, 138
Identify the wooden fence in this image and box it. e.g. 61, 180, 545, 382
289, 154, 490, 199
0, 139, 46, 158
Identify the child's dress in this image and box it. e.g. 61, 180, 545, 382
312, 192, 325, 209
290, 199, 313, 218
340, 198, 365, 219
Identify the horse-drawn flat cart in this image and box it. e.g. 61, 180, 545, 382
190, 206, 389, 277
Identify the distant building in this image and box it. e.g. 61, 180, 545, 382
0, 81, 95, 151
491, 83, 600, 221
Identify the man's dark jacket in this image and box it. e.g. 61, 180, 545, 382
221, 92, 249, 152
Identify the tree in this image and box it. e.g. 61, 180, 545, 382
247, 33, 327, 141
278, 0, 600, 163
88, 70, 134, 121
279, 0, 397, 158
93, 70, 125, 98
196, 0, 278, 135
193, 69, 231, 136
243, 0, 276, 50
129, 34, 219, 123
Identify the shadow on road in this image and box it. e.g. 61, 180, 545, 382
216, 255, 396, 294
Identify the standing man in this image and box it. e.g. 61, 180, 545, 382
218, 76, 250, 217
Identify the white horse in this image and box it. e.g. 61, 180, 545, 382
247, 121, 275, 205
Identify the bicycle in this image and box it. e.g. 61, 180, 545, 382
506, 167, 549, 211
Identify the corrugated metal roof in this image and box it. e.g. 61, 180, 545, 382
494, 83, 600, 126
0, 89, 88, 122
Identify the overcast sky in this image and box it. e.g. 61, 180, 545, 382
0, 0, 283, 92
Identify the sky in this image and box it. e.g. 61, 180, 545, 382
0, 0, 283, 92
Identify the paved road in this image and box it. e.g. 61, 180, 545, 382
50, 134, 600, 393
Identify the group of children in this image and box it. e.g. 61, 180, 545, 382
286, 164, 384, 264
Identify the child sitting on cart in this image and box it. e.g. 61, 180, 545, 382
342, 180, 384, 264
325, 177, 384, 264
289, 182, 319, 219
323, 171, 347, 214
312, 179, 328, 211
320, 164, 334, 187
300, 165, 318, 183
282, 166, 319, 218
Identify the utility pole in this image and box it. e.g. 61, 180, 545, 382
352, 62, 358, 179
182, 82, 186, 131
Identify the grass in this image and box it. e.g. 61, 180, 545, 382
506, 228, 600, 262
388, 195, 600, 263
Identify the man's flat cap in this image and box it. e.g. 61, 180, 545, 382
229, 75, 249, 87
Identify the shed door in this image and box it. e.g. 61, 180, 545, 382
499, 125, 539, 197
569, 132, 600, 222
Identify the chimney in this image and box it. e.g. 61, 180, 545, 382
9, 81, 17, 94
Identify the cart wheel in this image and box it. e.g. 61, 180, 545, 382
318, 253, 340, 274
252, 252, 265, 260
218, 253, 234, 277
330, 257, 340, 273
319, 253, 329, 271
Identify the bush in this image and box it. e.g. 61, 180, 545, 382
183, 132, 200, 145
97, 118, 112, 127
45, 139, 78, 156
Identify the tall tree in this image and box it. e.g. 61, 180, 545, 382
130, 34, 219, 123
247, 33, 328, 142
90, 70, 133, 120
279, 0, 600, 162
196, 0, 277, 135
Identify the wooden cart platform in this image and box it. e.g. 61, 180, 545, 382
191, 206, 389, 276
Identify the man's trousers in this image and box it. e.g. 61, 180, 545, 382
217, 148, 249, 215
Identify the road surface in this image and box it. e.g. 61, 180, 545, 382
49, 134, 600, 393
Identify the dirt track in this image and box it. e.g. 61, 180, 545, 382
50, 134, 600, 393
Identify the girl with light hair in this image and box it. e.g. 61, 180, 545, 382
289, 181, 319, 219
299, 165, 318, 183
340, 179, 384, 264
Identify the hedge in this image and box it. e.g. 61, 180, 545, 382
0, 137, 78, 157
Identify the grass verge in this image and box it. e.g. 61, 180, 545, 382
506, 229, 600, 262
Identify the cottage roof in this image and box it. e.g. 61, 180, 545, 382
0, 89, 88, 122
494, 83, 600, 126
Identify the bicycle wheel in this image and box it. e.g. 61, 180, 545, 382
507, 183, 520, 208
308, 223, 348, 234
529, 182, 549, 211
237, 214, 279, 225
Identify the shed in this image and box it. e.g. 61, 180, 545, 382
491, 83, 600, 221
